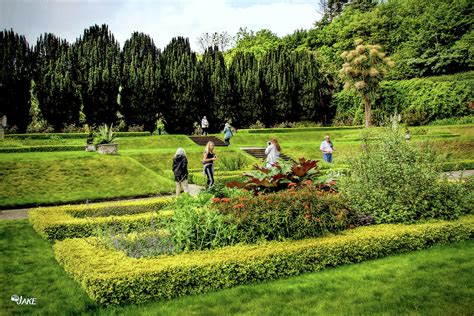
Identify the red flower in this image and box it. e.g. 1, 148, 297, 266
288, 182, 297, 187
304, 213, 311, 219
233, 203, 245, 209
305, 179, 313, 186
221, 198, 231, 203
212, 198, 221, 203
304, 203, 310, 209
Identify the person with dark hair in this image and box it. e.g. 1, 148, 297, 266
172, 147, 189, 196
202, 141, 217, 187
265, 138, 281, 168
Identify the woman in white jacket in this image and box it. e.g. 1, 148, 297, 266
265, 138, 281, 168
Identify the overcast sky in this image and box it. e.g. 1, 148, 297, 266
1, 0, 321, 51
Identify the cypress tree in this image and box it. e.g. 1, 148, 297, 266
121, 32, 161, 131
161, 37, 202, 134
228, 52, 263, 127
72, 24, 121, 126
33, 33, 80, 130
0, 29, 32, 132
201, 46, 232, 130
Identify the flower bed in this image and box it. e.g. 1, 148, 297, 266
53, 215, 473, 306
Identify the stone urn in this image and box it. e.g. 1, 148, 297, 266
96, 143, 118, 155
85, 144, 96, 152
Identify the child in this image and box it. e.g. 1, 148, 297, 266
172, 148, 189, 196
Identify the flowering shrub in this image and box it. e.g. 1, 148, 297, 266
212, 184, 352, 243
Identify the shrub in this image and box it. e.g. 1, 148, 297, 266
29, 197, 172, 240
53, 216, 474, 306
96, 124, 118, 145
212, 185, 351, 243
227, 158, 323, 194
339, 126, 472, 223
218, 153, 251, 171
128, 124, 144, 132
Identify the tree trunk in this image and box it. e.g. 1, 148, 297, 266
362, 94, 372, 128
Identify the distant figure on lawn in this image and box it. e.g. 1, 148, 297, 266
223, 123, 233, 146
265, 138, 281, 168
203, 141, 217, 187
201, 116, 209, 135
172, 148, 189, 196
320, 134, 335, 163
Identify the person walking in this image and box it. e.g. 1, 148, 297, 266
265, 138, 281, 168
201, 116, 209, 135
223, 123, 233, 146
202, 141, 217, 187
320, 134, 335, 163
172, 148, 189, 196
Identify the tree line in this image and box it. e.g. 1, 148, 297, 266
0, 26, 329, 134
1, 0, 471, 133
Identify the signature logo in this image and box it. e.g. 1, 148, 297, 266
11, 294, 37, 305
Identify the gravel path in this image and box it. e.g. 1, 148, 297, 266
0, 184, 203, 220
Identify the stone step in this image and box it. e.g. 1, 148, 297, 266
240, 147, 291, 161
188, 136, 227, 146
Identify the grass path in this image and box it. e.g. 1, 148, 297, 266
1, 220, 472, 315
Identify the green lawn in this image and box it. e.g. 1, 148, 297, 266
1, 220, 472, 315
1, 124, 473, 208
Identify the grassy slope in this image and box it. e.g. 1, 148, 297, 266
0, 125, 472, 208
1, 220, 472, 315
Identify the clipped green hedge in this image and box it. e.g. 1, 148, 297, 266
29, 197, 173, 240
246, 126, 361, 134
5, 132, 149, 139
0, 145, 85, 153
54, 216, 473, 306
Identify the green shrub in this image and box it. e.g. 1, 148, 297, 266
218, 153, 252, 171
53, 216, 474, 306
332, 76, 473, 126
29, 197, 173, 240
339, 126, 472, 223
212, 185, 351, 243
0, 145, 85, 153
5, 132, 149, 139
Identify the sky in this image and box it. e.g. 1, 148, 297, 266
0, 0, 321, 51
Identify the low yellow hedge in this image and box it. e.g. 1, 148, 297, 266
53, 215, 474, 306
29, 197, 173, 240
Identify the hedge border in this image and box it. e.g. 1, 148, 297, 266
5, 132, 150, 139
0, 145, 85, 153
29, 197, 173, 240
53, 216, 473, 306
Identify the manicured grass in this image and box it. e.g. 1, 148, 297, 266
1, 124, 472, 208
0, 155, 175, 208
1, 220, 472, 315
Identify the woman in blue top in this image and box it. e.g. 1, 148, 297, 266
202, 141, 218, 187
223, 123, 233, 146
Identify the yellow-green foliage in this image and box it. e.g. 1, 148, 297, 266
29, 197, 173, 240
53, 215, 474, 306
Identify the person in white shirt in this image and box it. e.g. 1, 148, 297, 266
265, 138, 281, 168
201, 116, 209, 135
320, 134, 334, 163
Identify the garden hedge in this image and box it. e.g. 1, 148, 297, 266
54, 215, 473, 306
29, 197, 173, 240
5, 132, 150, 139
0, 145, 85, 153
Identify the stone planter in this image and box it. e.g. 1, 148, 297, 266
96, 143, 118, 155
85, 144, 96, 152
